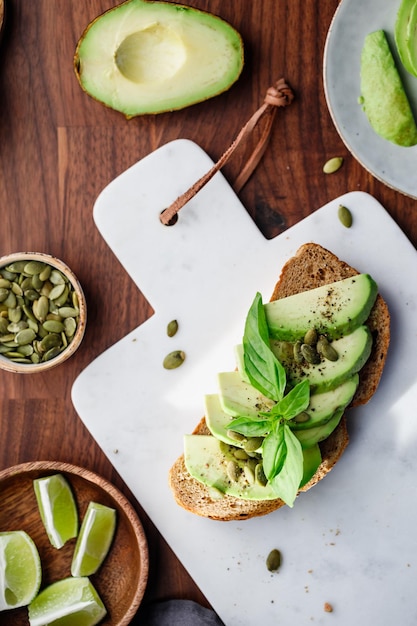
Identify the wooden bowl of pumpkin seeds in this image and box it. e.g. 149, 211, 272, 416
0, 252, 86, 373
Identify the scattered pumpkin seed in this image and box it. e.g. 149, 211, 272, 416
255, 463, 267, 486
227, 460, 240, 482
266, 549, 282, 572
163, 350, 186, 369
293, 411, 310, 424
317, 335, 339, 361
167, 319, 178, 337
226, 429, 245, 443
338, 204, 353, 228
323, 156, 343, 174
304, 328, 318, 346
300, 343, 321, 364
243, 437, 263, 453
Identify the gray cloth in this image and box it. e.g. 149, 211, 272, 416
135, 599, 225, 625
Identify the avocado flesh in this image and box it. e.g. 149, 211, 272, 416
395, 0, 417, 76
264, 274, 378, 341
184, 435, 321, 501
294, 408, 344, 449
74, 0, 244, 117
217, 371, 275, 418
289, 375, 359, 431
270, 325, 372, 393
300, 444, 322, 486
360, 30, 417, 146
214, 371, 358, 431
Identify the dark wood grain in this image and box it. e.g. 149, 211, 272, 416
0, 1, 416, 624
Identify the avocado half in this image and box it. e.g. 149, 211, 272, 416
74, 0, 244, 117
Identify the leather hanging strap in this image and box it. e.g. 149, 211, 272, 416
160, 78, 294, 225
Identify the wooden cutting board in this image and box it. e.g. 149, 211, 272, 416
72, 139, 417, 625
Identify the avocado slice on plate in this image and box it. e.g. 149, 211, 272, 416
395, 0, 417, 77
359, 29, 417, 146
74, 0, 244, 117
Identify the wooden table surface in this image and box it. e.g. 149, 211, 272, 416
0, 0, 416, 623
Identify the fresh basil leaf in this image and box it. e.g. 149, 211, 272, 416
243, 293, 286, 401
228, 416, 271, 438
268, 379, 310, 421
262, 421, 287, 480
269, 426, 304, 507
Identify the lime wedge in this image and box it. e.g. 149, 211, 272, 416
28, 577, 106, 626
71, 502, 116, 577
33, 474, 78, 549
0, 530, 42, 611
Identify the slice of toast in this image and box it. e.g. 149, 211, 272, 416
169, 244, 390, 521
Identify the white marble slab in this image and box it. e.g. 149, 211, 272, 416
72, 139, 417, 625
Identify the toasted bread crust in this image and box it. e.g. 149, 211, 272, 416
169, 244, 390, 521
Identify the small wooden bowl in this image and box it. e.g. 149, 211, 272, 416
0, 252, 87, 373
0, 461, 149, 625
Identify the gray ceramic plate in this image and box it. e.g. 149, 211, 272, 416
323, 0, 417, 198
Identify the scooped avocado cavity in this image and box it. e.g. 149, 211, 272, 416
359, 29, 417, 146
74, 0, 244, 117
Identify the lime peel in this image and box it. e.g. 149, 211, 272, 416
0, 530, 42, 611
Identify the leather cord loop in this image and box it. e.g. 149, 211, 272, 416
160, 78, 294, 225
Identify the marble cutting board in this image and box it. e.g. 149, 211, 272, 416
72, 139, 417, 625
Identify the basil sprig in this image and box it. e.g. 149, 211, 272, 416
229, 293, 311, 506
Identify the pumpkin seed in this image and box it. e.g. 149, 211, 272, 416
48, 283, 66, 301
63, 317, 77, 337
58, 306, 79, 318
255, 463, 268, 486
167, 319, 178, 337
15, 328, 36, 346
323, 156, 343, 174
226, 429, 245, 443
266, 549, 282, 572
243, 437, 263, 452
0, 279, 11, 289
338, 204, 353, 228
227, 460, 240, 482
33, 295, 49, 322
317, 335, 338, 361
8, 306, 22, 324
49, 269, 66, 285
24, 260, 46, 275
301, 343, 321, 364
293, 340, 304, 363
233, 448, 249, 460
293, 411, 310, 423
42, 320, 65, 334
163, 350, 186, 369
243, 464, 255, 485
304, 328, 318, 346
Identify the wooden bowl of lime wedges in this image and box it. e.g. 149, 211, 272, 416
0, 252, 87, 373
0, 461, 149, 625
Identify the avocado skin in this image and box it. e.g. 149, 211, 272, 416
360, 29, 417, 146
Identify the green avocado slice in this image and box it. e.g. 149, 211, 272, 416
264, 274, 378, 341
270, 325, 372, 393
395, 0, 417, 76
184, 435, 322, 501
74, 0, 244, 117
360, 29, 417, 146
